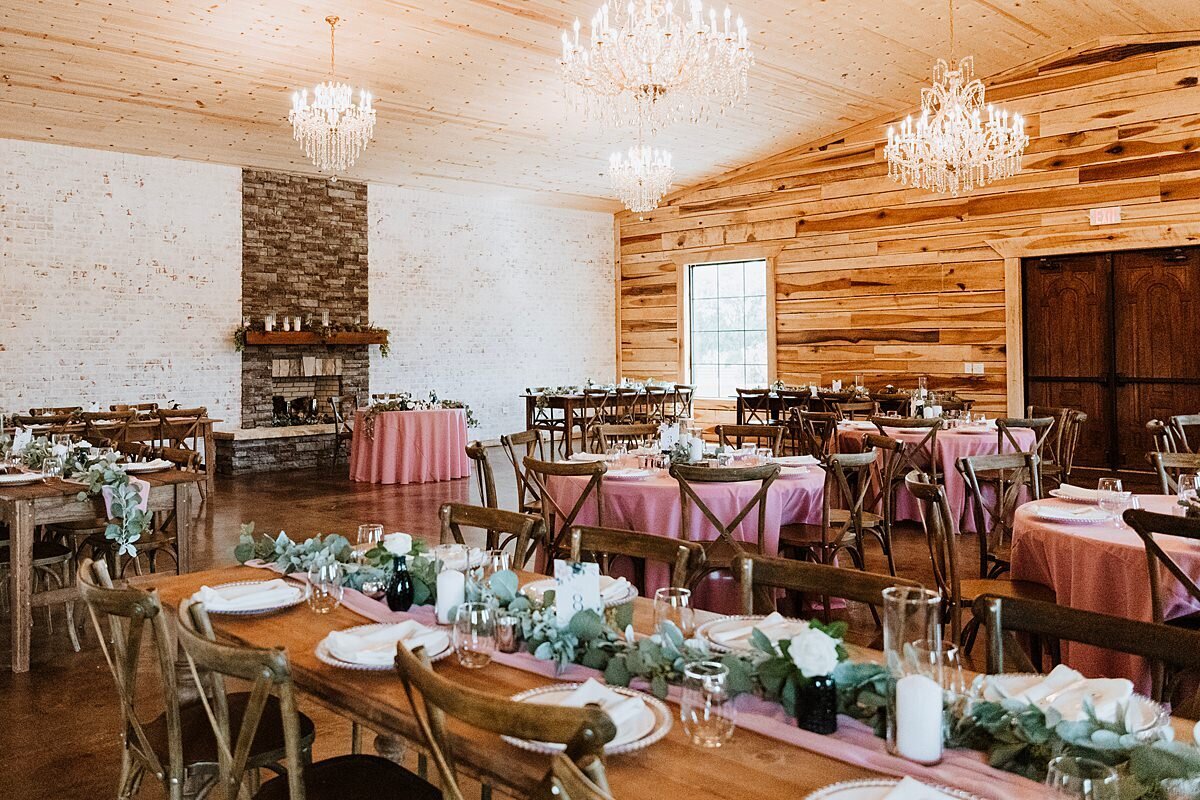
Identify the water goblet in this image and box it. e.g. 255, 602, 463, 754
654, 587, 695, 638
680, 661, 736, 747
759, 448, 774, 463
482, 549, 511, 584
356, 523, 384, 562
1044, 756, 1119, 799
453, 602, 496, 669
306, 562, 345, 614
1097, 478, 1123, 521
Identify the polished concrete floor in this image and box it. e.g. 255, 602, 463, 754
0, 449, 966, 799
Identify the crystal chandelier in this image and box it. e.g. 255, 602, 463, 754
560, 0, 752, 132
288, 16, 376, 177
884, 0, 1027, 196
609, 138, 675, 213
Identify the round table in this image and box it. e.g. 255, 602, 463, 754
1010, 494, 1200, 688
349, 408, 470, 485
545, 465, 825, 614
837, 421, 1035, 533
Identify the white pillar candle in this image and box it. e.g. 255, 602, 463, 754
688, 436, 704, 463
832, 379, 842, 392
895, 674, 944, 764
435, 569, 466, 625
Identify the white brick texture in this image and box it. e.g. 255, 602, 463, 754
368, 184, 616, 440
0, 140, 242, 424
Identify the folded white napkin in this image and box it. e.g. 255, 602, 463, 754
772, 455, 819, 466
195, 579, 299, 612
883, 777, 957, 800
711, 612, 804, 645
558, 679, 647, 731
569, 452, 609, 462
984, 664, 1134, 723
325, 621, 450, 666
1056, 484, 1100, 501
599, 576, 632, 602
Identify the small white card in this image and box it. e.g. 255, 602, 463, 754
554, 559, 602, 626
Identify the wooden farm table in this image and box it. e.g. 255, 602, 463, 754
522, 389, 688, 457
1, 469, 202, 672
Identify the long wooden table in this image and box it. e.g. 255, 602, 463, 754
1, 470, 203, 672
151, 565, 879, 799
522, 390, 687, 457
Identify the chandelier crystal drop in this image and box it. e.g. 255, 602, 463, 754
560, 0, 753, 132
609, 142, 675, 212
289, 16, 376, 177
883, 0, 1027, 196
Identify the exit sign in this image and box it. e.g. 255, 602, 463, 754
1089, 206, 1122, 225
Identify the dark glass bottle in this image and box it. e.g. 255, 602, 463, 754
386, 555, 414, 612
797, 674, 838, 735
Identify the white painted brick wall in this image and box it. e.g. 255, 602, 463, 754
369, 184, 615, 440
0, 140, 242, 425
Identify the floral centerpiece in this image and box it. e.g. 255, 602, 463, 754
360, 391, 479, 438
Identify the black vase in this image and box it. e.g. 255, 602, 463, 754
386, 555, 414, 612
797, 674, 838, 735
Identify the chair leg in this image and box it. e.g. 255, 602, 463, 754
61, 559, 81, 652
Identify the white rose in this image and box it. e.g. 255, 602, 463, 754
383, 532, 412, 557
788, 623, 840, 678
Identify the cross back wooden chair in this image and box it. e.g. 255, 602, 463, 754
546, 753, 614, 800
905, 472, 1054, 649
1169, 414, 1200, 454
871, 392, 910, 416
779, 450, 882, 571
1124, 509, 1200, 631
814, 390, 854, 414
394, 642, 614, 800
644, 386, 671, 423
870, 416, 942, 483
669, 462, 780, 589
833, 399, 878, 420
956, 452, 1042, 580
439, 502, 541, 569
862, 433, 908, 576
328, 396, 355, 470
1025, 406, 1086, 487
500, 429, 544, 515
0, 525, 79, 651
736, 387, 773, 425
791, 409, 839, 462
569, 525, 706, 591
671, 384, 696, 422
1147, 419, 1179, 454
972, 594, 1200, 708
596, 423, 658, 452
579, 389, 615, 452
13, 412, 78, 433
1147, 452, 1200, 495
523, 456, 606, 565
996, 416, 1056, 462
940, 393, 975, 413
612, 387, 643, 424
157, 407, 208, 498
464, 441, 498, 509
29, 406, 82, 417
79, 410, 135, 441
177, 598, 418, 800
715, 423, 785, 452
124, 445, 200, 576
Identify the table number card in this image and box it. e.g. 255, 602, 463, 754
553, 559, 601, 626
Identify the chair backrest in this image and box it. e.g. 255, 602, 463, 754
870, 416, 942, 483
832, 399, 878, 420
76, 559, 182, 787
596, 423, 658, 452
116, 440, 154, 461
439, 502, 541, 569
394, 642, 615, 800
996, 416, 1055, 460
111, 402, 160, 416
672, 385, 695, 421
500, 429, 544, 511
157, 407, 207, 452
643, 387, 671, 424
1169, 414, 1200, 454
956, 452, 1042, 580
1147, 419, 1179, 454
940, 393, 975, 412
904, 471, 964, 639
1123, 509, 1200, 627
1026, 405, 1071, 466
732, 554, 920, 616
972, 593, 1200, 705
813, 450, 880, 551
863, 433, 908, 526
871, 392, 910, 415
29, 406, 82, 417
465, 441, 497, 508
715, 424, 784, 452
329, 395, 356, 435
13, 412, 79, 433
792, 410, 839, 461
612, 387, 643, 424
580, 390, 615, 443
736, 388, 773, 425
78, 410, 135, 440
177, 598, 309, 800
569, 525, 705, 590
669, 462, 780, 581
546, 753, 614, 800
1147, 451, 1200, 495
523, 456, 606, 562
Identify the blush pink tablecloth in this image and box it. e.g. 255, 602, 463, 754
837, 422, 1035, 534
1010, 494, 1200, 689
349, 408, 470, 485
545, 467, 825, 615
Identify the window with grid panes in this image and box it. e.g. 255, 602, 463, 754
687, 260, 768, 399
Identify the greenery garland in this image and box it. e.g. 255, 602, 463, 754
231, 320, 391, 358
361, 391, 480, 438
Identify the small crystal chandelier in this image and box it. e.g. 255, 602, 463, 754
609, 136, 675, 213
560, 0, 752, 132
288, 16, 376, 178
884, 0, 1027, 196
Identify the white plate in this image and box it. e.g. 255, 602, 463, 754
122, 459, 174, 474
695, 614, 806, 653
772, 455, 819, 466
804, 779, 983, 800
198, 580, 305, 615
502, 684, 671, 755
520, 577, 638, 609
604, 468, 654, 481
949, 426, 995, 435
568, 452, 609, 463
315, 623, 451, 670
777, 466, 812, 480
1048, 488, 1099, 504
0, 471, 46, 486
1029, 503, 1110, 525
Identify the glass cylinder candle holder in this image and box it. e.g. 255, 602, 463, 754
496, 615, 519, 653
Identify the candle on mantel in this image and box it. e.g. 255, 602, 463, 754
435, 569, 466, 624
895, 673, 944, 764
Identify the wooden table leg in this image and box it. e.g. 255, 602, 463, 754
563, 398, 577, 458
175, 481, 194, 574
202, 423, 216, 496
10, 499, 34, 672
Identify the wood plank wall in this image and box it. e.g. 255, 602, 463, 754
616, 40, 1200, 425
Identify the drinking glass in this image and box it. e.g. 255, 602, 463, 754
654, 587, 695, 638
1097, 478, 1124, 520
680, 661, 736, 747
1044, 756, 1120, 799
759, 448, 773, 463
482, 549, 511, 583
356, 523, 384, 561
43, 455, 63, 478
306, 562, 345, 614
453, 602, 496, 669
1178, 473, 1200, 505
433, 543, 469, 573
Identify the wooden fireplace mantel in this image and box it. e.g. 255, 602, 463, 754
244, 330, 388, 347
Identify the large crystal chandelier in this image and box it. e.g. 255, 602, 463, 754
884, 0, 1027, 196
560, 0, 752, 132
288, 16, 376, 177
609, 138, 675, 213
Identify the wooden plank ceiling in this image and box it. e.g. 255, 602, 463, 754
1, 0, 1197, 208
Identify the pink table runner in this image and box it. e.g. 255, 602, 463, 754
350, 408, 470, 485
545, 468, 825, 615
1010, 493, 1200, 689
838, 423, 1035, 534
